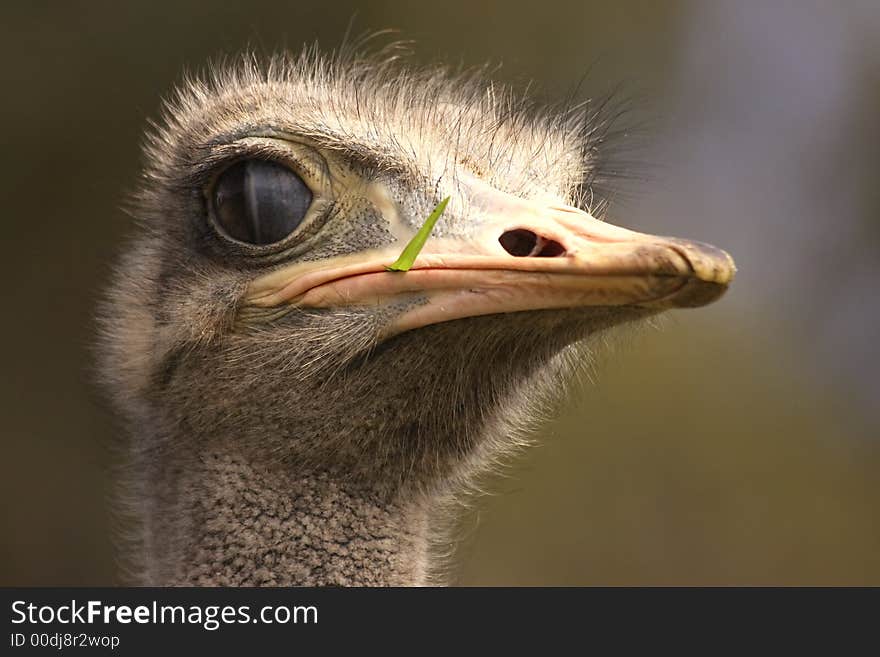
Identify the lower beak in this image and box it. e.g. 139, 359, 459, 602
245, 192, 735, 338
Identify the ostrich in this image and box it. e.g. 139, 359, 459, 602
99, 48, 735, 586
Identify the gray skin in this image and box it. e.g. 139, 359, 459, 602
99, 52, 656, 586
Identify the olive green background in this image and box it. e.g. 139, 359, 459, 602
2, 1, 878, 585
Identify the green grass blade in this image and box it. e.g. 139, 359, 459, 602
385, 197, 451, 272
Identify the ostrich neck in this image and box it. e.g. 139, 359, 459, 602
144, 443, 433, 586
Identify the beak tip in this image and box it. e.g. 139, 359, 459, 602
672, 239, 737, 283
660, 239, 736, 309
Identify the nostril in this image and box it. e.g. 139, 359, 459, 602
499, 229, 537, 256
535, 239, 566, 257
499, 229, 566, 258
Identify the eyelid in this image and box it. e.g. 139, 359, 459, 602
204, 137, 332, 196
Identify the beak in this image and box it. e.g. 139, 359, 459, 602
244, 188, 736, 338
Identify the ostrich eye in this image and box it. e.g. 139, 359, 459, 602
211, 159, 313, 245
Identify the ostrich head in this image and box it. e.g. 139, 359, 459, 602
99, 48, 735, 585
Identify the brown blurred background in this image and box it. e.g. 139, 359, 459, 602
1, 1, 878, 585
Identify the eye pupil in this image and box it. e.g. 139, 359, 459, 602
212, 159, 312, 245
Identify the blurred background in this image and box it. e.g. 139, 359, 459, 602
2, 0, 878, 585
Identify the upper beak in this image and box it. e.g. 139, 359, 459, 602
245, 187, 736, 338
